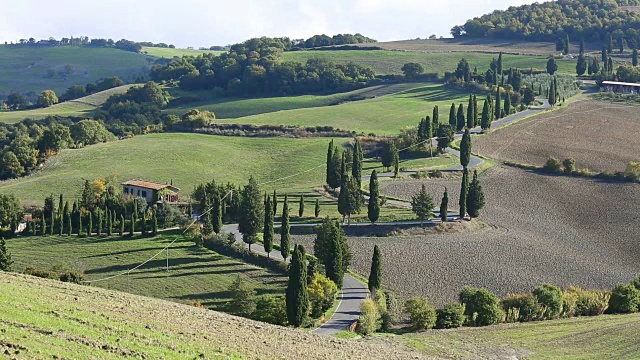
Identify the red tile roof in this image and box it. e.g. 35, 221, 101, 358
121, 180, 179, 191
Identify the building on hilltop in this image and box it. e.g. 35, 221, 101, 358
121, 179, 180, 204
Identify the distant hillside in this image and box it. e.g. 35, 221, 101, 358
455, 0, 640, 46
0, 45, 152, 100
0, 272, 423, 359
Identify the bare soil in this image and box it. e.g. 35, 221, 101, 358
474, 100, 640, 172
298, 166, 640, 306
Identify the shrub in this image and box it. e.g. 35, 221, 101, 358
252, 295, 287, 326
633, 274, 640, 290
404, 297, 437, 330
562, 158, 576, 175
459, 286, 504, 326
307, 273, 338, 318
383, 290, 400, 330
533, 284, 563, 320
58, 270, 84, 284
227, 275, 256, 317
357, 299, 381, 335
625, 162, 640, 182
24, 267, 58, 280
608, 283, 640, 314
561, 290, 579, 318
436, 304, 466, 329
501, 293, 540, 322
543, 158, 563, 174
566, 287, 610, 316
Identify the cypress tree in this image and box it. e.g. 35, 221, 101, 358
617, 33, 624, 54
326, 139, 334, 186
449, 103, 456, 127
456, 104, 465, 132
466, 95, 474, 129
58, 212, 64, 236
473, 95, 478, 127
0, 238, 13, 272
481, 99, 490, 130
328, 146, 342, 189
467, 170, 486, 218
88, 212, 93, 236
41, 214, 47, 236
494, 89, 502, 120
576, 54, 587, 76
315, 219, 347, 288
57, 194, 64, 223
129, 213, 135, 237
337, 174, 351, 223
49, 211, 54, 236
368, 245, 382, 292
120, 214, 125, 237
633, 49, 638, 67
352, 138, 363, 187
440, 188, 449, 222
459, 128, 471, 168
188, 201, 193, 219
497, 52, 503, 77
314, 198, 320, 218
286, 244, 309, 327
213, 195, 222, 234
76, 212, 82, 237
280, 195, 291, 260
141, 213, 147, 236
504, 91, 511, 115
298, 195, 304, 218
548, 78, 556, 106
66, 211, 72, 236
152, 209, 158, 235
238, 176, 264, 252
97, 210, 102, 236
263, 195, 274, 257
563, 33, 570, 55
432, 105, 439, 131
273, 189, 278, 216
368, 170, 380, 224
392, 143, 399, 178
601, 45, 608, 62
106, 209, 112, 236
459, 168, 469, 219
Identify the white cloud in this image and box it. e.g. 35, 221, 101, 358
0, 0, 537, 48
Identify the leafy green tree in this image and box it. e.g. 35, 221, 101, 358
338, 175, 362, 225
0, 238, 13, 272
238, 177, 264, 252
546, 57, 558, 75
37, 90, 58, 108
314, 219, 349, 288
440, 188, 449, 222
401, 62, 424, 78
459, 286, 504, 326
576, 54, 587, 76
411, 184, 434, 226
459, 128, 471, 168
523, 88, 535, 105
0, 194, 23, 233
381, 142, 397, 172
404, 297, 437, 330
298, 195, 304, 218
280, 195, 291, 260
0, 152, 24, 179
436, 124, 455, 151
368, 245, 382, 292
314, 199, 320, 218
456, 104, 465, 132
466, 170, 485, 218
459, 168, 469, 219
6, 93, 27, 110
367, 170, 380, 224
286, 245, 309, 327
449, 103, 457, 127
228, 275, 257, 317
263, 195, 274, 257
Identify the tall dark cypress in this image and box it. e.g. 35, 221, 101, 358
263, 195, 274, 257
120, 214, 125, 237
368, 170, 380, 224
286, 245, 309, 327
106, 209, 112, 236
633, 49, 638, 67
368, 245, 382, 292
440, 188, 449, 222
66, 211, 72, 236
314, 198, 320, 218
449, 103, 457, 127
494, 89, 502, 120
326, 139, 334, 186
88, 212, 93, 236
467, 170, 486, 218
213, 195, 222, 234
497, 52, 503, 78
280, 195, 291, 260
460, 128, 471, 168
352, 138, 363, 187
152, 209, 158, 235
298, 195, 305, 218
432, 105, 439, 132
481, 98, 490, 130
456, 104, 465, 132
77, 212, 82, 237
459, 168, 469, 219
272, 189, 278, 216
504, 90, 511, 115
466, 95, 474, 129
473, 95, 478, 127
97, 210, 102, 236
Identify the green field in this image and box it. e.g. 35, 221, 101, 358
218, 83, 469, 135
400, 313, 640, 359
0, 84, 136, 124
6, 232, 286, 309
142, 46, 224, 58
0, 46, 151, 97
165, 82, 429, 119
283, 50, 577, 76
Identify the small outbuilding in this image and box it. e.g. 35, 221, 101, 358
121, 179, 180, 204
601, 81, 640, 94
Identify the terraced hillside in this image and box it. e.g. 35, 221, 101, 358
0, 46, 151, 97
0, 272, 424, 359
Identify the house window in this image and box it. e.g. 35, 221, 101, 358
142, 191, 147, 198
124, 188, 128, 194
137, 190, 140, 196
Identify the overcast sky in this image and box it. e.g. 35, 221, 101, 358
0, 0, 535, 48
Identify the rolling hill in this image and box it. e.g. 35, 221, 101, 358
0, 46, 152, 99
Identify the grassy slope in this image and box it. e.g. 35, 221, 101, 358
219, 83, 470, 135
6, 232, 286, 309
283, 50, 577, 75
0, 84, 137, 124
165, 82, 427, 119
0, 46, 150, 96
141, 46, 224, 58
401, 314, 640, 359
0, 272, 422, 359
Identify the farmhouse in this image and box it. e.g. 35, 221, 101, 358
121, 179, 180, 204
601, 81, 640, 94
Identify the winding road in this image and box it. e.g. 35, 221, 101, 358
223, 99, 552, 335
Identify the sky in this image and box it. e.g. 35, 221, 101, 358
0, 0, 535, 48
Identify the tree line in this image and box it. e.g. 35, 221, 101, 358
4, 36, 175, 53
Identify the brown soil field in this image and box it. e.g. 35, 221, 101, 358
0, 272, 429, 359
295, 166, 640, 306
361, 38, 595, 55
474, 100, 640, 172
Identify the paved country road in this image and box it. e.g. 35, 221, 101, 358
222, 100, 552, 335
